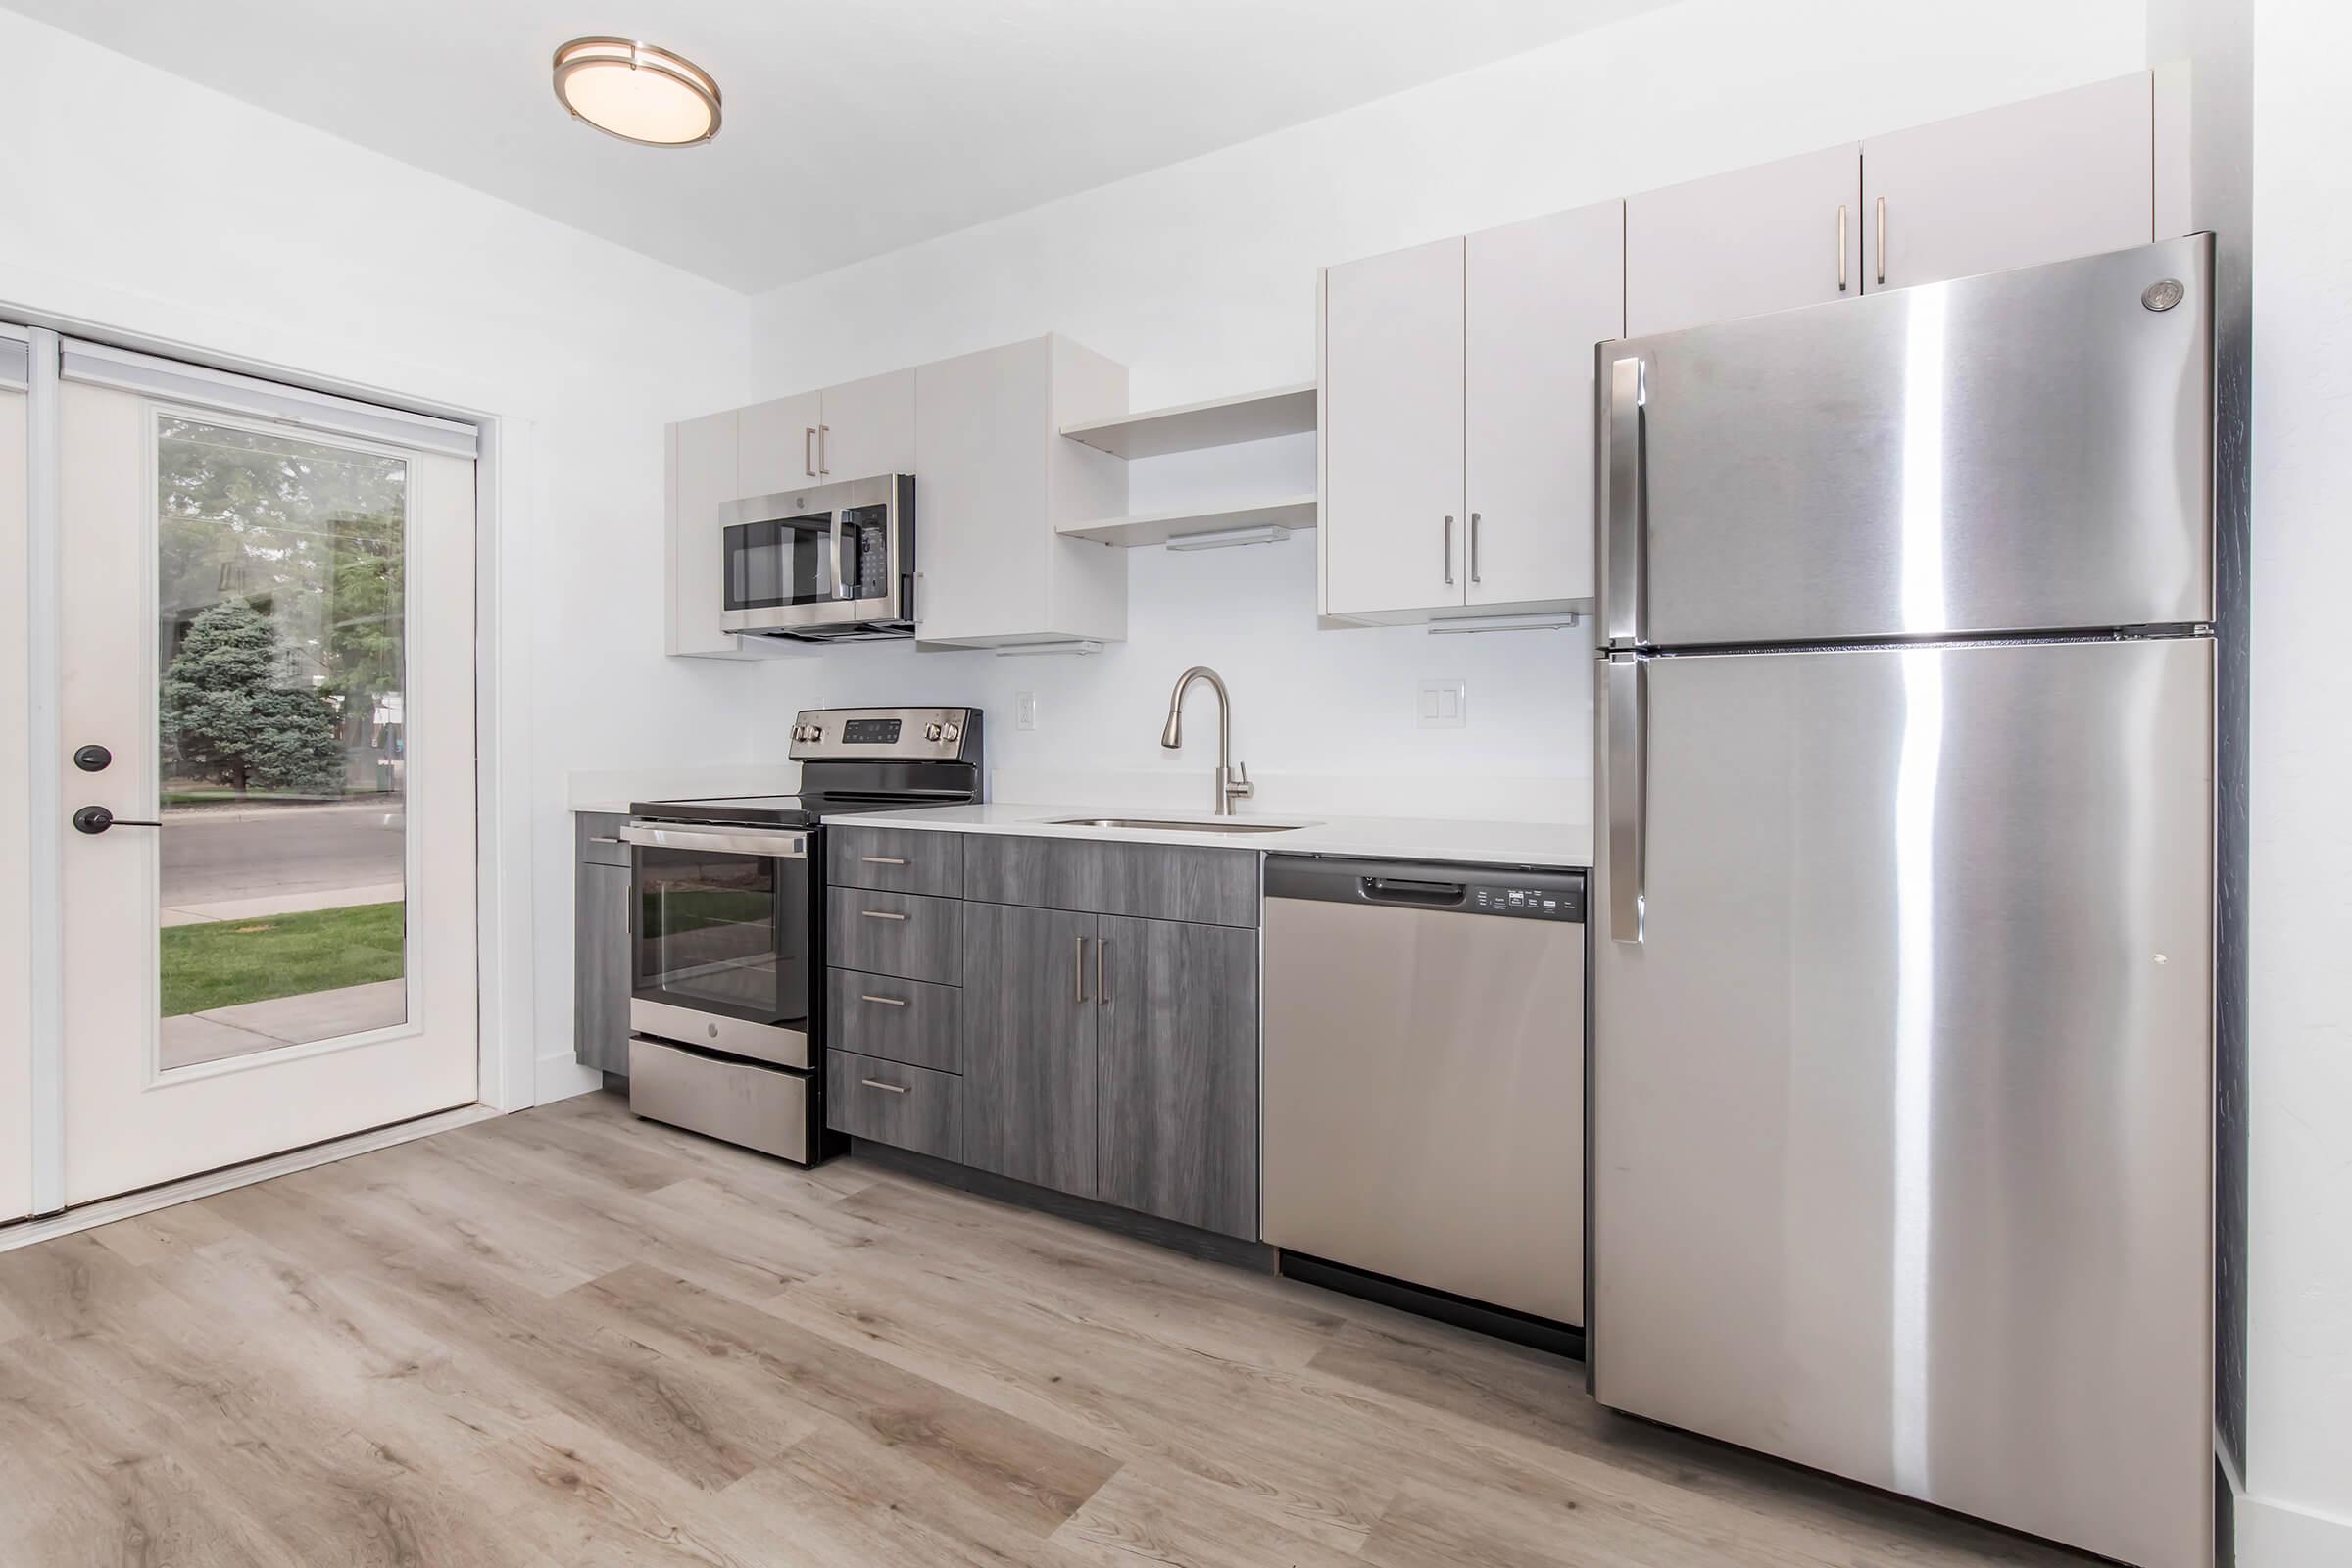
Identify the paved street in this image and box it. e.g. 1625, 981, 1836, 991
160, 797, 405, 905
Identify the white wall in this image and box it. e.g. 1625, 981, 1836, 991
0, 8, 761, 1107
745, 0, 2148, 817
2243, 0, 2352, 1557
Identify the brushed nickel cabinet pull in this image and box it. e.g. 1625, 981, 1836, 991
804, 426, 816, 478
1097, 938, 1109, 1007
1469, 513, 1482, 584
860, 1078, 908, 1095
860, 908, 908, 922
860, 855, 908, 866
1442, 514, 1455, 585
1838, 203, 1849, 291
1075, 936, 1088, 1004
859, 993, 907, 1007
1875, 196, 1886, 286
818, 424, 831, 475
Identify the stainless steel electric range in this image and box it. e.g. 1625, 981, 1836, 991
620, 706, 982, 1164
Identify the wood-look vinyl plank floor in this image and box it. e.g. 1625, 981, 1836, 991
0, 1090, 2103, 1567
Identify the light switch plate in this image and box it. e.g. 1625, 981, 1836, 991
1014, 691, 1039, 731
1416, 678, 1467, 729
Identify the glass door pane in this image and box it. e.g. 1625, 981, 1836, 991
634, 845, 807, 1025
155, 416, 410, 1068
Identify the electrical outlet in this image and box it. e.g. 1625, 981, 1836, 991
1014, 691, 1039, 731
1416, 679, 1467, 729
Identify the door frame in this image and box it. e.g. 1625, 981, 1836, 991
8, 299, 534, 1221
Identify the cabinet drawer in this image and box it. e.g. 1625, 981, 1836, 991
962, 835, 1259, 927
828, 825, 962, 897
826, 1050, 960, 1161
827, 968, 960, 1074
577, 810, 633, 868
826, 888, 963, 984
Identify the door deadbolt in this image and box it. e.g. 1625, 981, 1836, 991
73, 744, 112, 772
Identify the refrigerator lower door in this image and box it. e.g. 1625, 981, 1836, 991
1591, 636, 2214, 1568
1599, 236, 2214, 649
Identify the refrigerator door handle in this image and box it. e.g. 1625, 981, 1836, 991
1605, 653, 1646, 944
1602, 355, 1646, 646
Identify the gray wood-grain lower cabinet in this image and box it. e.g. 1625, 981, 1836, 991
960, 901, 1101, 1200
1097, 916, 1259, 1238
574, 812, 633, 1075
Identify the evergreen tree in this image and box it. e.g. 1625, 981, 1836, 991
160, 601, 345, 797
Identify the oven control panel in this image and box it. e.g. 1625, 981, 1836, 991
788, 707, 979, 762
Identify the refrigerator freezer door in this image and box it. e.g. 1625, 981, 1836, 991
1590, 636, 2213, 1568
1599, 235, 2213, 649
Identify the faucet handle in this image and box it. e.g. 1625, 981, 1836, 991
1230, 762, 1254, 800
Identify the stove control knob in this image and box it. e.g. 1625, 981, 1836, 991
924, 722, 944, 741
940, 722, 962, 744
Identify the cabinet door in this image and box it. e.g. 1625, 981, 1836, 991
913, 341, 1051, 645
666, 408, 742, 658
1322, 236, 1466, 616
737, 390, 823, 497
960, 902, 1098, 1198
1465, 201, 1622, 608
1096, 917, 1259, 1239
574, 861, 632, 1075
1863, 72, 2151, 292
816, 368, 917, 480
1626, 144, 1862, 337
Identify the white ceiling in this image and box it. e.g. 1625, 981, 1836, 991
6, 0, 1671, 293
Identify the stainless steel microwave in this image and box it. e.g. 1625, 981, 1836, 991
718, 472, 914, 640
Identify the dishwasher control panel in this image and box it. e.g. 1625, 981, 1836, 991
1265, 856, 1586, 923
1470, 882, 1585, 921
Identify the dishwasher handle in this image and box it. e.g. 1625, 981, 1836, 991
1359, 875, 1466, 908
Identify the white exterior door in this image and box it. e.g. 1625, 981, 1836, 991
1626, 144, 1863, 338
0, 336, 29, 1223
53, 373, 478, 1205
1322, 235, 1467, 617
1863, 72, 2152, 293
1465, 200, 1623, 609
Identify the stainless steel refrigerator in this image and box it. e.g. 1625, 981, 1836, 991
1589, 236, 2215, 1568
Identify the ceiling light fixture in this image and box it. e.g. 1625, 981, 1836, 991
552, 37, 721, 147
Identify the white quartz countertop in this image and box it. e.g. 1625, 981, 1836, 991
823, 802, 1592, 869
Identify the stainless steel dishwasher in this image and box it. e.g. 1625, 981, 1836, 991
1262, 856, 1587, 1351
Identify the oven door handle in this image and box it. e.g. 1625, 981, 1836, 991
621, 822, 808, 858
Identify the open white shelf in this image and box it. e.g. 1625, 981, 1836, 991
1059, 382, 1317, 460
1058, 493, 1317, 548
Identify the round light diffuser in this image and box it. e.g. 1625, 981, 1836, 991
552, 37, 720, 147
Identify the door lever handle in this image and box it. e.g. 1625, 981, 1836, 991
73, 806, 159, 834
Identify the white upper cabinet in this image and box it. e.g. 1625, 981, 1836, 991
810, 367, 917, 481
914, 334, 1128, 648
666, 408, 777, 660
1862, 72, 2153, 292
736, 390, 822, 497
1322, 205, 1621, 622
1466, 201, 1623, 609
1626, 145, 1862, 338
1322, 235, 1468, 619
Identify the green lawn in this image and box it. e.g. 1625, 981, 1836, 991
161, 901, 406, 1016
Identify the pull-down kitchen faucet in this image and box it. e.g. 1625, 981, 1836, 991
1161, 665, 1253, 816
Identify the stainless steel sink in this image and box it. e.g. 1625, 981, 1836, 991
1047, 817, 1308, 835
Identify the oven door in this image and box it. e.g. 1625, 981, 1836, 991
717, 474, 909, 635
623, 821, 812, 1068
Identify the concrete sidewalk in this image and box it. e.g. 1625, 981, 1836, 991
161, 979, 408, 1070
161, 882, 406, 928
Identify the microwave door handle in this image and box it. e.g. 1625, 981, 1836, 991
829, 510, 852, 601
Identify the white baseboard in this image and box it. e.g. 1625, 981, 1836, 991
535, 1050, 604, 1105
2241, 1494, 2352, 1566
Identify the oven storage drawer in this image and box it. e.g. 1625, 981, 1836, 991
827, 967, 960, 1073
826, 888, 962, 984
829, 826, 962, 898
826, 1050, 960, 1160
628, 1037, 810, 1164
